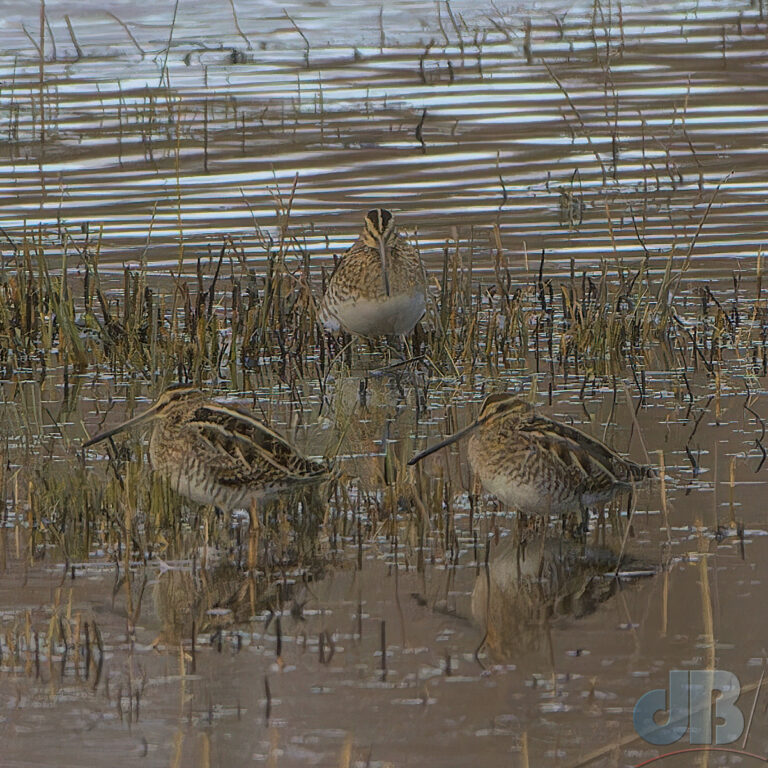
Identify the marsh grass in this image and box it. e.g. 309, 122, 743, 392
1, 232, 754, 405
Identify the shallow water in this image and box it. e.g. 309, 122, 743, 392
3, 0, 768, 766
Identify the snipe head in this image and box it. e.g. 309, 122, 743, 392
83, 385, 205, 447
408, 392, 522, 465
362, 208, 396, 297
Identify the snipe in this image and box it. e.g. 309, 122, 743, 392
409, 394, 654, 517
83, 386, 328, 512
318, 208, 426, 337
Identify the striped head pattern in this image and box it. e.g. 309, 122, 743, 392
362, 208, 396, 248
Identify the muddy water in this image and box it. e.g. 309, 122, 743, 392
3, 0, 768, 767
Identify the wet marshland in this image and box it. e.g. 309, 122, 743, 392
2, 0, 768, 766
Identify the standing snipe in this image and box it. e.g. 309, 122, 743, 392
409, 394, 653, 516
83, 386, 328, 512
318, 208, 426, 337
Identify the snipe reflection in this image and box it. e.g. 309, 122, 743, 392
472, 524, 654, 661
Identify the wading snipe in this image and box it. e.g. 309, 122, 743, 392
318, 208, 426, 337
83, 386, 328, 512
409, 394, 654, 517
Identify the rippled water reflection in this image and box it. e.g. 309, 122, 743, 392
2, 0, 768, 275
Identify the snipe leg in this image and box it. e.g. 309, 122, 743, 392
580, 505, 590, 535
381, 334, 412, 362
248, 498, 261, 572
